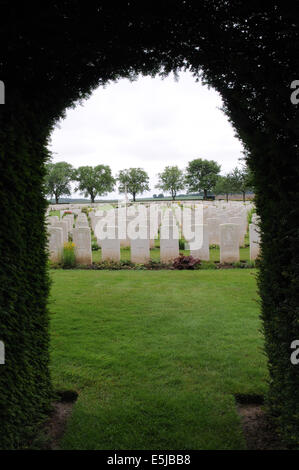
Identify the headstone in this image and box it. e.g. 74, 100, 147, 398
48, 215, 59, 225
220, 223, 240, 263
229, 216, 245, 246
207, 218, 220, 245
48, 227, 63, 263
64, 213, 74, 227
118, 217, 130, 248
76, 214, 89, 228
160, 223, 179, 262
101, 236, 121, 262
53, 220, 68, 243
131, 236, 150, 263
190, 224, 210, 261
73, 227, 92, 264
63, 216, 73, 232
249, 223, 261, 260
76, 220, 89, 228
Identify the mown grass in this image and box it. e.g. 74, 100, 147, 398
49, 210, 60, 218
49, 269, 267, 450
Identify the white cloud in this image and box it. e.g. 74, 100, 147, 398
48, 71, 244, 199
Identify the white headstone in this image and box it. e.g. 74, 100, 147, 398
48, 215, 59, 225
130, 235, 150, 264
229, 216, 245, 246
62, 216, 73, 232
160, 223, 179, 262
249, 223, 261, 260
73, 227, 92, 264
190, 224, 210, 261
207, 218, 220, 245
220, 223, 240, 263
48, 227, 63, 263
53, 220, 68, 243
101, 236, 121, 262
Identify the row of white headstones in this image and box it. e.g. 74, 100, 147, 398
46, 201, 261, 265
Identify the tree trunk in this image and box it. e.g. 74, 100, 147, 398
133, 193, 136, 202
203, 189, 207, 200
242, 191, 245, 202
55, 194, 59, 204
226, 193, 229, 202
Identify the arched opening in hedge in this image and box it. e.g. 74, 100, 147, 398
0, 3, 298, 448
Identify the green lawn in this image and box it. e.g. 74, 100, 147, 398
49, 269, 267, 450
49, 210, 60, 218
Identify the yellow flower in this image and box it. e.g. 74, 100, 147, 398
64, 241, 75, 250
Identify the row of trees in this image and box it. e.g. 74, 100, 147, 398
44, 162, 150, 203
156, 160, 253, 202
44, 158, 253, 203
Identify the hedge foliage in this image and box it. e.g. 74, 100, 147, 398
0, 2, 298, 447
0, 100, 53, 448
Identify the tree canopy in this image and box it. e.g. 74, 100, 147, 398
74, 165, 115, 203
44, 161, 74, 204
229, 165, 254, 202
214, 174, 234, 202
156, 166, 185, 200
185, 158, 221, 199
118, 168, 150, 202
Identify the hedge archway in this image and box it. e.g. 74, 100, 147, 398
0, 2, 298, 448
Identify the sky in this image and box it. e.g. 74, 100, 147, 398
48, 70, 244, 199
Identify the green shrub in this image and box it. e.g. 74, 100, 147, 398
93, 260, 134, 270
232, 261, 256, 269
62, 242, 76, 268
179, 238, 186, 250
81, 207, 89, 215
144, 259, 171, 270
91, 240, 100, 251
247, 207, 256, 225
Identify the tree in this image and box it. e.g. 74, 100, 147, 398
214, 174, 234, 202
74, 165, 115, 203
185, 159, 221, 200
118, 168, 150, 202
229, 165, 253, 202
156, 165, 185, 200
44, 161, 74, 204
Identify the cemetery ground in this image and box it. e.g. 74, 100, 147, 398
91, 242, 251, 265
46, 268, 270, 450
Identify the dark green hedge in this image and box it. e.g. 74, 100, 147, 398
0, 100, 52, 449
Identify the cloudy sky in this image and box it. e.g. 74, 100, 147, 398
48, 70, 244, 199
